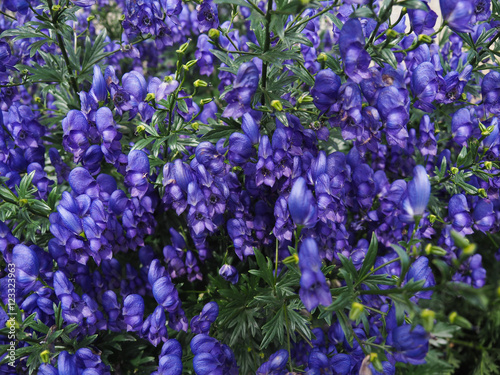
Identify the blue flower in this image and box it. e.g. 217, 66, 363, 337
123, 294, 144, 332
482, 71, 500, 115
125, 150, 150, 199
311, 69, 342, 114
219, 264, 239, 284
411, 62, 438, 112
288, 177, 318, 228
222, 62, 259, 119
256, 349, 289, 375
339, 19, 371, 83
197, 0, 219, 32
451, 108, 475, 146
386, 324, 429, 365
440, 0, 474, 33
402, 165, 431, 221
92, 65, 107, 102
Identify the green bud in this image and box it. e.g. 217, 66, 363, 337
478, 188, 487, 198
485, 161, 493, 170
191, 122, 200, 131
300, 0, 310, 5
283, 254, 299, 264
386, 29, 398, 40
34, 96, 42, 103
450, 230, 470, 249
176, 40, 190, 54
449, 311, 473, 329
194, 79, 208, 87
450, 166, 459, 175
119, 14, 126, 21
164, 75, 174, 83
483, 124, 496, 136
87, 15, 95, 22
421, 309, 435, 332
145, 93, 155, 102
370, 353, 383, 372
19, 198, 28, 207
185, 59, 198, 69
52, 4, 61, 11
21, 69, 29, 75
463, 243, 477, 256
208, 28, 220, 39
317, 52, 328, 62
298, 94, 314, 103
40, 350, 51, 364
136, 124, 146, 133
428, 214, 436, 224
200, 98, 213, 105
271, 100, 283, 111
418, 34, 432, 44
430, 246, 448, 256
497, 286, 500, 297
349, 302, 364, 321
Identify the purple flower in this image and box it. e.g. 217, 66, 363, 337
482, 71, 500, 115
405, 256, 435, 300
376, 86, 409, 148
473, 200, 495, 233
13, 244, 40, 294
449, 194, 474, 235
339, 19, 371, 83
222, 62, 259, 119
440, 0, 474, 33
62, 110, 90, 163
311, 69, 342, 114
418, 115, 437, 156
386, 324, 429, 365
402, 165, 431, 221
256, 349, 289, 375
255, 135, 275, 187
125, 150, 150, 199
408, 3, 438, 35
298, 238, 332, 311
411, 62, 438, 112
190, 302, 219, 334
92, 65, 107, 102
288, 177, 318, 228
219, 264, 239, 284
123, 294, 144, 332
452, 108, 475, 146
197, 0, 219, 33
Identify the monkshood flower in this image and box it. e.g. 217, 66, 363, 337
338, 18, 371, 83
142, 305, 168, 346
418, 115, 437, 156
473, 200, 495, 233
482, 71, 500, 115
195, 34, 215, 76
0, 41, 14, 72
125, 150, 150, 199
190, 302, 219, 334
440, 0, 474, 33
256, 135, 275, 187
91, 65, 107, 103
222, 61, 259, 119
96, 107, 124, 165
148, 76, 179, 102
256, 349, 289, 375
123, 294, 144, 332
62, 110, 90, 163
299, 238, 332, 311
402, 165, 431, 222
307, 349, 330, 375
405, 256, 435, 300
241, 113, 260, 145
197, 0, 219, 32
219, 264, 239, 284
472, 0, 491, 22
376, 86, 409, 148
311, 69, 342, 115
439, 65, 472, 104
191, 334, 239, 375
68, 167, 99, 198
386, 324, 429, 365
411, 62, 438, 112
449, 194, 474, 235
288, 177, 318, 228
13, 244, 40, 295
452, 108, 476, 146
408, 2, 438, 35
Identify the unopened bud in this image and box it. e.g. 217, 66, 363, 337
283, 254, 299, 264
386, 29, 398, 39
450, 166, 459, 175
298, 94, 313, 104
119, 14, 126, 21
485, 161, 493, 170
450, 230, 470, 249
34, 96, 42, 103
176, 40, 190, 54
200, 98, 213, 105
349, 302, 364, 321
463, 243, 477, 256
208, 28, 220, 39
428, 214, 436, 224
421, 309, 436, 332
317, 52, 328, 62
449, 311, 472, 329
87, 15, 95, 22
21, 69, 29, 75
418, 34, 432, 44
194, 79, 208, 87
40, 350, 50, 363
52, 4, 61, 11
145, 93, 155, 102
136, 124, 146, 133
478, 188, 487, 198
271, 100, 283, 111
191, 122, 200, 131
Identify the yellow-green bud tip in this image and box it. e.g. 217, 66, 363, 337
208, 29, 220, 39
194, 79, 208, 87
271, 100, 283, 111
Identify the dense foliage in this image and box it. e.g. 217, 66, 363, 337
1, 0, 500, 373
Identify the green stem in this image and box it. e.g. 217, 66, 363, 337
283, 305, 294, 372
0, 10, 16, 20
359, 286, 436, 295
260, 0, 273, 105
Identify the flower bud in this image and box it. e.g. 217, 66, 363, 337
145, 93, 155, 102
478, 188, 487, 198
40, 350, 51, 363
450, 166, 459, 174
191, 122, 200, 131
298, 93, 314, 103
200, 98, 213, 105
428, 214, 436, 223
421, 309, 435, 331
349, 302, 364, 321
317, 52, 328, 62
418, 34, 432, 44
449, 311, 472, 329
271, 100, 283, 111
136, 124, 146, 133
185, 59, 198, 69
87, 15, 95, 22
208, 28, 220, 39
463, 243, 477, 256
119, 14, 126, 21
450, 230, 470, 249
283, 253, 299, 264
485, 161, 493, 170
52, 4, 61, 11
194, 79, 208, 87
176, 40, 190, 54
386, 29, 398, 40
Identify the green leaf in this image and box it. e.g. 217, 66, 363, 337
338, 254, 358, 281
391, 244, 409, 280
359, 233, 378, 278
378, 48, 398, 69
396, 0, 429, 10
349, 7, 377, 19
260, 307, 285, 349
